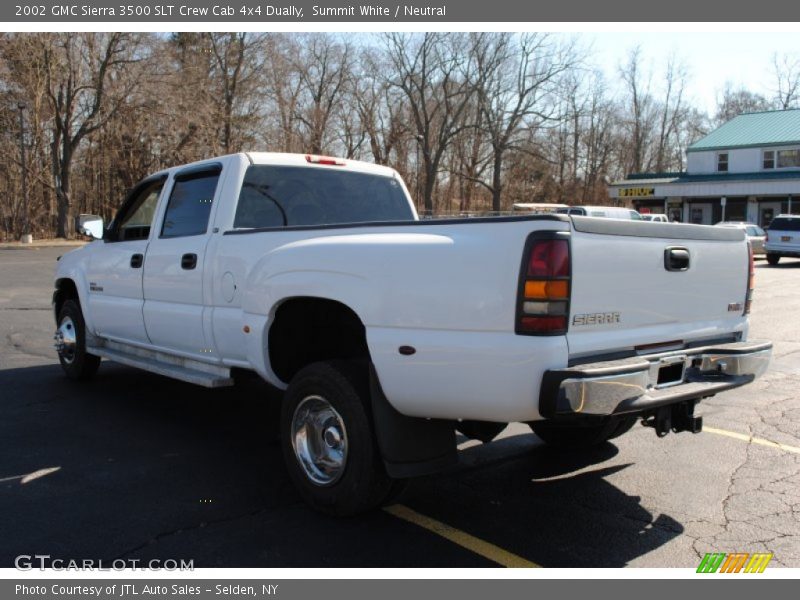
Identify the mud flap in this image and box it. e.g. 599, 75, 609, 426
369, 364, 457, 478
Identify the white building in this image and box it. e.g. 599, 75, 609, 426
609, 109, 800, 226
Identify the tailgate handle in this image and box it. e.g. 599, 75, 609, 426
664, 247, 690, 272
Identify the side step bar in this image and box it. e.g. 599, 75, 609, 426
87, 340, 234, 388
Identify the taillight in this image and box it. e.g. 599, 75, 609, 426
516, 234, 571, 335
765, 231, 769, 242
305, 154, 345, 166
744, 242, 754, 315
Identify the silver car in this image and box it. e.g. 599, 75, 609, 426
715, 222, 766, 255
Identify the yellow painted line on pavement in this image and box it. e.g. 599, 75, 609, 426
704, 426, 800, 455
384, 504, 540, 568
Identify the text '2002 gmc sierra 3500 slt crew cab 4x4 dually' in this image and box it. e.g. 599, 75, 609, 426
53, 152, 772, 515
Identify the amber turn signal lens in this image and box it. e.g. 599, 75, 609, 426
524, 279, 568, 300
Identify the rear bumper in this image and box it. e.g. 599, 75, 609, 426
764, 245, 800, 257
540, 340, 772, 418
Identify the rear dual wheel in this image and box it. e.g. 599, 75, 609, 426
280, 361, 403, 516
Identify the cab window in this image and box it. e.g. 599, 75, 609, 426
113, 179, 165, 242
161, 171, 220, 238
233, 165, 413, 229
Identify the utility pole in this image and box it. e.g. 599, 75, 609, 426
18, 102, 31, 243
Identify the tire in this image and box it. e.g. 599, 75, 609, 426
55, 299, 100, 381
529, 416, 637, 449
280, 360, 396, 516
766, 253, 780, 265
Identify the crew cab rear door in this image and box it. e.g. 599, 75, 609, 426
142, 162, 224, 357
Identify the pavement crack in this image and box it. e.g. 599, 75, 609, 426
111, 507, 268, 561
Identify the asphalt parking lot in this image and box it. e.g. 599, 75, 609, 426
1, 246, 799, 569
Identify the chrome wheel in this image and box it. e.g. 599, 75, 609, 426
291, 395, 348, 486
54, 316, 77, 364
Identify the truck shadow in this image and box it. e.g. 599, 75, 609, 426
0, 362, 681, 568
404, 439, 683, 567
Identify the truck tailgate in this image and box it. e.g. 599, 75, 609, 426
567, 217, 750, 359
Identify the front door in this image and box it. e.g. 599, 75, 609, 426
142, 164, 222, 357
86, 177, 166, 344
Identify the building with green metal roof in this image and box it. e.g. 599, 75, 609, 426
609, 109, 800, 226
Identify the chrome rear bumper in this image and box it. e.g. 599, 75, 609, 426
540, 340, 772, 418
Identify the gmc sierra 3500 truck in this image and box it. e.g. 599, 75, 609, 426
53, 152, 772, 515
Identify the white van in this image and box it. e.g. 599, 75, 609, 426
556, 206, 643, 220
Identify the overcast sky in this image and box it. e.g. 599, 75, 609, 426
587, 31, 799, 116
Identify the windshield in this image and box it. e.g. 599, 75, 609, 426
234, 165, 414, 229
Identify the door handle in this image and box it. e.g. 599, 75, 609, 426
181, 253, 198, 270
664, 247, 690, 272
130, 253, 143, 268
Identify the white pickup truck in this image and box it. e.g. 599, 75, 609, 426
53, 152, 771, 515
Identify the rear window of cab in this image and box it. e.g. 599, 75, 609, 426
233, 165, 414, 229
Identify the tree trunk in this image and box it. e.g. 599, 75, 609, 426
491, 152, 503, 212
422, 165, 435, 215
56, 150, 73, 239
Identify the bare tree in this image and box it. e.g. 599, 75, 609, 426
355, 49, 410, 166
38, 33, 146, 237
471, 33, 577, 211
206, 32, 266, 154
772, 52, 800, 110
715, 83, 771, 125
385, 33, 476, 214
261, 34, 304, 153
619, 46, 657, 174
654, 54, 689, 172
295, 34, 352, 154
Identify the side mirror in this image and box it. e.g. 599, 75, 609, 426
76, 214, 104, 240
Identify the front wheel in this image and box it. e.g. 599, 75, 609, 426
55, 299, 100, 381
766, 253, 780, 265
529, 416, 637, 449
280, 361, 398, 516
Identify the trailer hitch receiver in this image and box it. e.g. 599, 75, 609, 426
642, 401, 703, 437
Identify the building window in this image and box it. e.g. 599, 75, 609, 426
777, 149, 800, 168
764, 148, 800, 169
717, 153, 729, 172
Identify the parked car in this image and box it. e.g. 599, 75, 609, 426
642, 214, 670, 223
556, 206, 643, 220
54, 152, 771, 515
715, 222, 767, 255
764, 214, 800, 265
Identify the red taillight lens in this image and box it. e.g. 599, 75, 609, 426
527, 239, 569, 277
520, 315, 567, 332
517, 235, 571, 335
